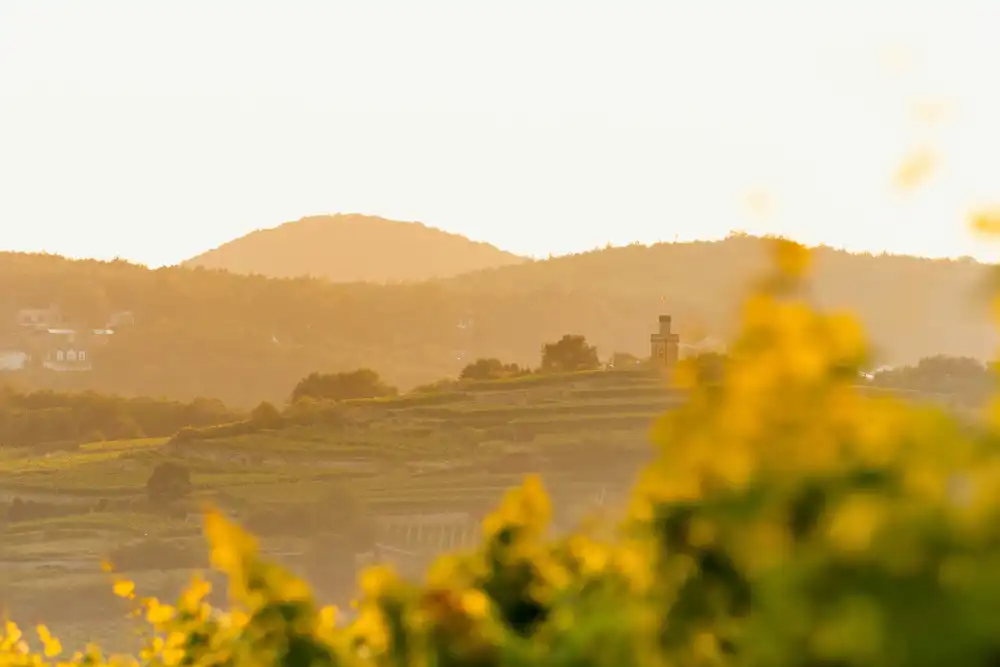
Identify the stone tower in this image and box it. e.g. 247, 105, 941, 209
650, 315, 680, 370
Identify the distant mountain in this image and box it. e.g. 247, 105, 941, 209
182, 214, 527, 283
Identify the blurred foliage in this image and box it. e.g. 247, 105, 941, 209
8, 238, 1000, 666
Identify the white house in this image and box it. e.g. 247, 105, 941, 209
42, 348, 91, 372
40, 329, 92, 372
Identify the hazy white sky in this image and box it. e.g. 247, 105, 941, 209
2, 1, 1000, 267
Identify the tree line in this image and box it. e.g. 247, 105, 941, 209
288, 337, 994, 405
1, 336, 991, 451
0, 384, 241, 448
290, 333, 604, 401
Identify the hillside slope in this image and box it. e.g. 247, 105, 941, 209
182, 214, 527, 283
0, 235, 995, 406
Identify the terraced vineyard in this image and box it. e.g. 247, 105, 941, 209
0, 367, 974, 648
0, 370, 668, 638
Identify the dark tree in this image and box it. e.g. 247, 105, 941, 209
459, 358, 525, 381
146, 462, 192, 506
540, 334, 600, 373
290, 369, 397, 403
249, 400, 283, 427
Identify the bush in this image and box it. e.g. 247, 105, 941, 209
540, 334, 601, 373
290, 368, 398, 403
249, 400, 283, 428
146, 461, 192, 506
13, 238, 1000, 667
459, 358, 527, 381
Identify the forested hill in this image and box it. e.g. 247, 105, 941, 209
181, 214, 527, 283
0, 235, 995, 406
438, 235, 998, 364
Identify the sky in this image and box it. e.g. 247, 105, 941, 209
2, 0, 1000, 267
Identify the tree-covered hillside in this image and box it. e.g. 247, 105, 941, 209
0, 234, 994, 406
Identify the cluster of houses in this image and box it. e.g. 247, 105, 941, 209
0, 306, 133, 373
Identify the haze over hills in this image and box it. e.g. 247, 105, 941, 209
181, 214, 528, 283
1, 234, 996, 406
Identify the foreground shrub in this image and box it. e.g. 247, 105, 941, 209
7, 239, 1000, 666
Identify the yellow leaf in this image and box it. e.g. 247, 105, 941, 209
827, 495, 884, 553
36, 625, 62, 658
162, 647, 186, 666
204, 508, 257, 576
45, 639, 64, 658
178, 575, 213, 611
359, 566, 396, 598
113, 579, 136, 599
146, 601, 176, 625
5, 621, 23, 645
319, 605, 338, 629
459, 590, 490, 618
